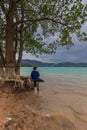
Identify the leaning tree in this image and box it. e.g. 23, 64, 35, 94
0, 0, 87, 75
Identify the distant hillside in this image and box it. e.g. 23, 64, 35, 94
54, 62, 87, 67
21, 59, 87, 67
21, 59, 54, 67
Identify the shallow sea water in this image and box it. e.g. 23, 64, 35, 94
19, 67, 87, 129
20, 67, 87, 112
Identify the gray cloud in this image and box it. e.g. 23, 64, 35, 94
23, 2, 87, 63
23, 41, 87, 63
39, 41, 87, 63
22, 39, 87, 63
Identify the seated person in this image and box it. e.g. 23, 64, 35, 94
31, 66, 44, 89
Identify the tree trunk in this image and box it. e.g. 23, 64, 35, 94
15, 8, 24, 75
5, 0, 15, 75
15, 23, 24, 75
0, 60, 4, 77
0, 47, 5, 76
0, 47, 5, 66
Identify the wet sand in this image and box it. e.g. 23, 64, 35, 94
0, 84, 87, 130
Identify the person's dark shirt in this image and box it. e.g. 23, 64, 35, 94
31, 70, 40, 81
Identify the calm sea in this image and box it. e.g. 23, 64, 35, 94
20, 67, 87, 114
21, 67, 87, 87
21, 66, 87, 95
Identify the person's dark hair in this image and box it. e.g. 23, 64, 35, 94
33, 66, 37, 70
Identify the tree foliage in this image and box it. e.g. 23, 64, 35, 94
0, 0, 87, 73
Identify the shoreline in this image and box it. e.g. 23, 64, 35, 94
0, 85, 87, 130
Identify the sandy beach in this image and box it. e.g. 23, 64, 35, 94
0, 83, 87, 130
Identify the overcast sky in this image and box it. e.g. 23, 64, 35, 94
23, 24, 87, 63
23, 1, 87, 63
40, 42, 87, 63
23, 40, 87, 63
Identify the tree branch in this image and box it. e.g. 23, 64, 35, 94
14, 17, 68, 27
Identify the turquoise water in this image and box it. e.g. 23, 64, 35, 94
21, 67, 87, 76
21, 67, 87, 94
21, 67, 87, 84
20, 67, 87, 115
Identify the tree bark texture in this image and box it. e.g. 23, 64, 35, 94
5, 0, 15, 74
